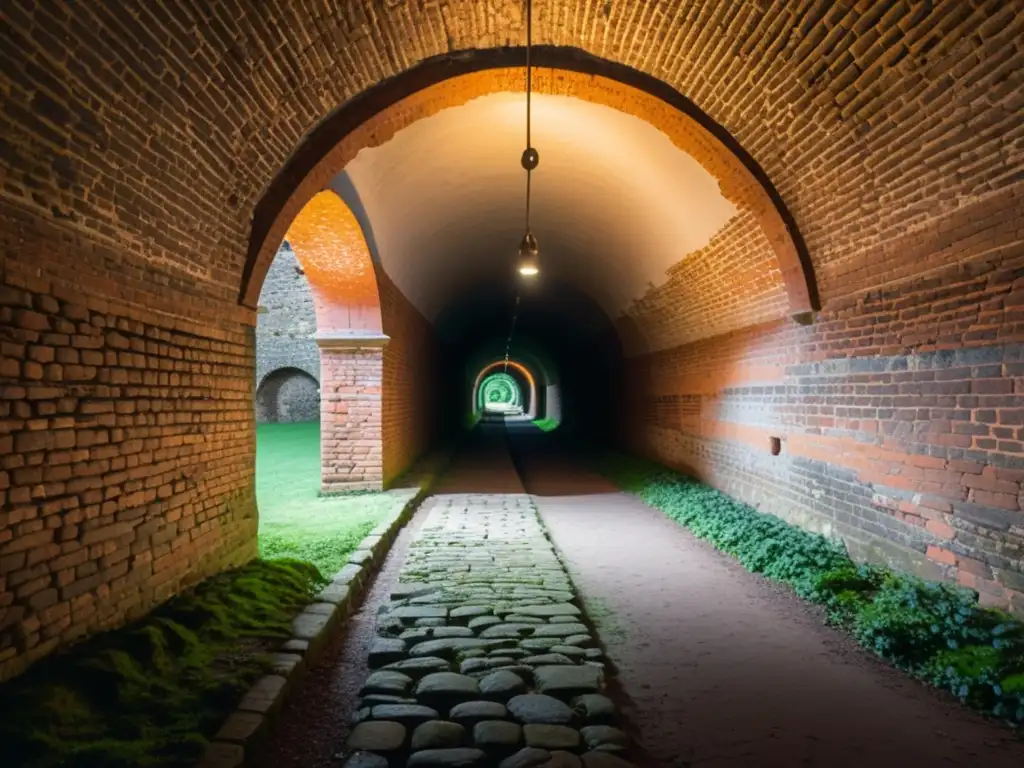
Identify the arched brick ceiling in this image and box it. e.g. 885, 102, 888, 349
3, 1, 1020, 329
334, 91, 738, 322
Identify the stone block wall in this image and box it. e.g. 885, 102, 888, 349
255, 243, 319, 423
0, 200, 258, 682
254, 368, 319, 424
625, 185, 1024, 614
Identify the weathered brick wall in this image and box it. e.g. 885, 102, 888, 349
255, 243, 319, 406
0, 200, 258, 682
2, 0, 1022, 674
624, 210, 789, 352
319, 346, 384, 493
379, 271, 438, 485
625, 185, 1024, 614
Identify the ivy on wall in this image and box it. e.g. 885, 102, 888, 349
600, 453, 1024, 725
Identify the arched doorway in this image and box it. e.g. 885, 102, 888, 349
255, 368, 320, 424
480, 372, 524, 415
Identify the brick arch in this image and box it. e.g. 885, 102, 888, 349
283, 190, 383, 336
3, 3, 1024, 681
279, 190, 394, 492
472, 360, 540, 421
242, 48, 817, 330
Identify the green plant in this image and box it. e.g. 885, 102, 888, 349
599, 452, 1024, 726
0, 560, 326, 767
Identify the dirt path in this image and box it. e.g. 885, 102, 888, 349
513, 437, 1024, 768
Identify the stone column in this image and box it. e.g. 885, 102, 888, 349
316, 330, 389, 493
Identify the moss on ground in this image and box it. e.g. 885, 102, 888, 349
600, 452, 1024, 726
0, 559, 326, 768
0, 423, 396, 767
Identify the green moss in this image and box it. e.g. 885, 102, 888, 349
600, 452, 1024, 726
0, 559, 326, 767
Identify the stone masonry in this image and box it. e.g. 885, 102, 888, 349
255, 243, 319, 424
343, 494, 635, 768
254, 368, 319, 424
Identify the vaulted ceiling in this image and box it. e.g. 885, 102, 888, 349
332, 91, 737, 326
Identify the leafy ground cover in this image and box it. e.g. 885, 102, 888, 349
256, 421, 394, 576
600, 453, 1024, 726
0, 560, 326, 767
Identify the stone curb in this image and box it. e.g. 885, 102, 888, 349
195, 451, 452, 768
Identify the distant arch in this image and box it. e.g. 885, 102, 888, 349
471, 360, 539, 422
255, 367, 320, 424
480, 372, 523, 412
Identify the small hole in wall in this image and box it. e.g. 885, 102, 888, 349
770, 436, 782, 456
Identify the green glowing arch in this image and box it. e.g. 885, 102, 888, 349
479, 372, 522, 412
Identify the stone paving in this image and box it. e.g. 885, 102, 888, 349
340, 492, 636, 768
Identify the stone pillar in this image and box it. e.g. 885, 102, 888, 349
316, 331, 389, 493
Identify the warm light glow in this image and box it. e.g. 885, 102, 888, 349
519, 265, 539, 276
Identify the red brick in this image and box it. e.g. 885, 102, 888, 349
926, 545, 958, 566
925, 520, 956, 540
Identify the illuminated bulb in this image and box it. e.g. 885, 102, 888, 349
517, 231, 540, 278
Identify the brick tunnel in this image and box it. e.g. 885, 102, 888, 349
2, 2, 1024, 767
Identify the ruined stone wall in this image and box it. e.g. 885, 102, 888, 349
625, 185, 1024, 615
254, 368, 319, 424
255, 243, 319, 424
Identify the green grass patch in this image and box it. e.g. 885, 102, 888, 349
0, 559, 326, 768
533, 417, 560, 432
256, 421, 394, 576
600, 453, 1024, 725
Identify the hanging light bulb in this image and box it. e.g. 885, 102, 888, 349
515, 0, 539, 280
518, 232, 539, 277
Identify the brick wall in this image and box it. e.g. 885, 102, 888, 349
379, 271, 438, 486
624, 210, 789, 353
319, 345, 384, 493
625, 184, 1024, 615
2, 0, 1021, 675
0, 199, 257, 682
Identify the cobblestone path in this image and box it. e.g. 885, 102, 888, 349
338, 486, 636, 768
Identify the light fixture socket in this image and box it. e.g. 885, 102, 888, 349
517, 231, 539, 277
